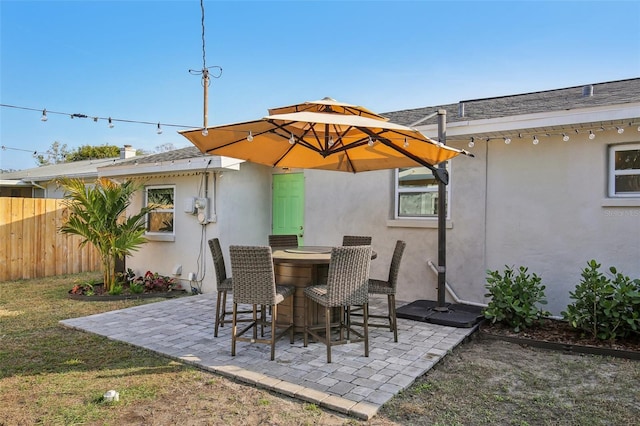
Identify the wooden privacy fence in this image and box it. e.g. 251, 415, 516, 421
0, 197, 101, 282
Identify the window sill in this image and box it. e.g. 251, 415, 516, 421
386, 219, 453, 229
145, 234, 175, 242
601, 199, 640, 207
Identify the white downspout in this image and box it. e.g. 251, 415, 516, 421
427, 260, 487, 308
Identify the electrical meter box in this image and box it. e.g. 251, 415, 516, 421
183, 197, 196, 214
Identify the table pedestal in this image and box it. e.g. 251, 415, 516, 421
274, 262, 331, 333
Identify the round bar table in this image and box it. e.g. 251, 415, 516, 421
271, 246, 376, 333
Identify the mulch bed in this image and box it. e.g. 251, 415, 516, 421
479, 318, 640, 360
68, 283, 187, 301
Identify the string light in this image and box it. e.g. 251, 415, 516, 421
108, 117, 114, 128
468, 137, 475, 148
328, 136, 334, 147
403, 137, 409, 148
156, 123, 163, 135
201, 128, 208, 136
532, 135, 539, 145
1, 103, 194, 131
447, 121, 639, 146
289, 133, 295, 144
368, 136, 374, 146
247, 131, 253, 142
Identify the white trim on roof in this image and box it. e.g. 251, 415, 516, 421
98, 155, 243, 177
416, 102, 640, 138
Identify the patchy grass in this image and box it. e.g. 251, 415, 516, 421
1, 272, 639, 425
380, 336, 640, 425
0, 273, 360, 425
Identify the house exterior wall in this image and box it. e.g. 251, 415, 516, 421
303, 128, 639, 316
302, 140, 486, 308
43, 181, 66, 198
125, 162, 271, 293
484, 128, 640, 315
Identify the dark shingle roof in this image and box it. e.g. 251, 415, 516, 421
383, 78, 640, 127
111, 146, 205, 167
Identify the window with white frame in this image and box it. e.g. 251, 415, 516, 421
609, 144, 640, 197
395, 165, 450, 218
145, 185, 175, 234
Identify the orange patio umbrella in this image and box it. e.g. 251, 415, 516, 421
179, 98, 471, 184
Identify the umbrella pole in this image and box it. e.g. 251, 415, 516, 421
435, 110, 448, 311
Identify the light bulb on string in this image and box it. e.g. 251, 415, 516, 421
247, 131, 253, 142
328, 136, 334, 147
504, 137, 511, 145
562, 133, 570, 142
617, 127, 624, 134
468, 137, 474, 148
40, 109, 48, 122
289, 133, 295, 145
403, 137, 409, 148
156, 123, 163, 135
532, 136, 539, 145
589, 130, 596, 140
368, 136, 374, 146
202, 128, 208, 136
108, 117, 114, 128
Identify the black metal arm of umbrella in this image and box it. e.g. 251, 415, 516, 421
362, 130, 451, 185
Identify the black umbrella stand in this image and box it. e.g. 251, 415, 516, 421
396, 110, 484, 328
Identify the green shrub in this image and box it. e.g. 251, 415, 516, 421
128, 281, 145, 294
483, 265, 550, 332
562, 260, 640, 340
108, 284, 123, 296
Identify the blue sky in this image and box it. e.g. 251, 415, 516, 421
1, 0, 639, 171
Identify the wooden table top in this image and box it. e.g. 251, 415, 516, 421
271, 246, 376, 265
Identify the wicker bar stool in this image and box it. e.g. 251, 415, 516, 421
303, 245, 372, 363
229, 245, 295, 361
356, 240, 406, 342
208, 238, 254, 338
268, 234, 299, 247
342, 235, 372, 246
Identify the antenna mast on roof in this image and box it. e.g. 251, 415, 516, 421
189, 0, 222, 133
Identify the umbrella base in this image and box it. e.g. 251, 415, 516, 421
396, 300, 484, 328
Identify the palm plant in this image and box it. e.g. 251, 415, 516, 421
58, 177, 153, 293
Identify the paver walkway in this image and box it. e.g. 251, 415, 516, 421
60, 293, 477, 420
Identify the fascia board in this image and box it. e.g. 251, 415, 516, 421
416, 102, 640, 137
98, 156, 242, 177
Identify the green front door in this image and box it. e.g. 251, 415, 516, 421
272, 173, 305, 245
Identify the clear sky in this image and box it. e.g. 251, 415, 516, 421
1, 0, 639, 171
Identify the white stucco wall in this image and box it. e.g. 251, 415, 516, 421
123, 128, 639, 317
302, 145, 484, 307
303, 128, 640, 316
484, 128, 640, 315
125, 162, 271, 294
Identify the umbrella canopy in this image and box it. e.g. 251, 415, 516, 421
179, 99, 471, 183
267, 97, 389, 121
